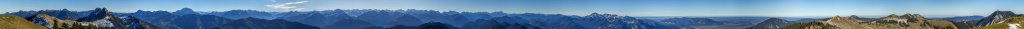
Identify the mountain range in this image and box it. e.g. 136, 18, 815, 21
1, 7, 1021, 29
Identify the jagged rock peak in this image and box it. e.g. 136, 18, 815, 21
93, 8, 105, 11
903, 13, 928, 23
78, 7, 114, 22
900, 13, 925, 18
91, 7, 110, 15
87, 7, 112, 17
825, 15, 856, 22
884, 14, 900, 18
894, 13, 926, 18
586, 13, 623, 18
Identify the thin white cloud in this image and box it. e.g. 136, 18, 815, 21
266, 1, 308, 11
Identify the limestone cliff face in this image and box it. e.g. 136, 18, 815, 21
974, 16, 1024, 29
977, 11, 1017, 26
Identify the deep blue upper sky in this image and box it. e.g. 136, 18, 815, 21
3, 0, 1024, 17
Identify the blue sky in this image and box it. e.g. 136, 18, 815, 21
2, 0, 1024, 17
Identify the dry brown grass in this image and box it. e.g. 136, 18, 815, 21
0, 15, 47, 29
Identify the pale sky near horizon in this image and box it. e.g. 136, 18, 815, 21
2, 0, 1024, 17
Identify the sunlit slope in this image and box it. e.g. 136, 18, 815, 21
977, 16, 1024, 29
0, 15, 47, 29
780, 14, 960, 29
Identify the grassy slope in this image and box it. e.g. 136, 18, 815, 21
0, 15, 47, 29
977, 16, 1024, 29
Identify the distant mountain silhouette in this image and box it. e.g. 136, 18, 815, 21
363, 22, 458, 29
356, 11, 424, 26
275, 11, 353, 27
173, 8, 197, 15
463, 19, 541, 29
160, 14, 232, 29
322, 18, 375, 29
212, 17, 319, 29
9, 9, 83, 20
209, 10, 276, 19
118, 16, 162, 29
660, 18, 722, 29
130, 10, 232, 29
